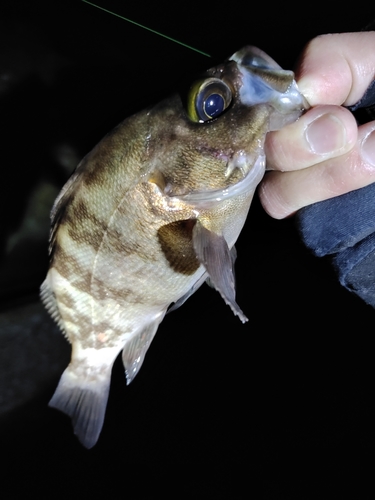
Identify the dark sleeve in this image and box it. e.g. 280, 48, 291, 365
295, 79, 375, 306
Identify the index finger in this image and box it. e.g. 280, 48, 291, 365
296, 32, 375, 107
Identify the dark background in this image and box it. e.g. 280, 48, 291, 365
1, 1, 374, 498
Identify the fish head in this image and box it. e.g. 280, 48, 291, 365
142, 46, 308, 236
145, 45, 307, 206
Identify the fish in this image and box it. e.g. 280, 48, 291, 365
41, 46, 307, 448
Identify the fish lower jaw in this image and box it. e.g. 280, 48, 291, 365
175, 154, 266, 206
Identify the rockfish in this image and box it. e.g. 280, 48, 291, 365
41, 46, 307, 447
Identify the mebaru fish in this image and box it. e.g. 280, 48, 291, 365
41, 46, 307, 448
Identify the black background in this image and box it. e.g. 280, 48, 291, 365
1, 1, 375, 498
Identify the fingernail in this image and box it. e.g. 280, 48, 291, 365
361, 128, 375, 168
305, 114, 346, 155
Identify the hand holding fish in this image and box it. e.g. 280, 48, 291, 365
259, 32, 375, 219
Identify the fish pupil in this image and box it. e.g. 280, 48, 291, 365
204, 93, 224, 118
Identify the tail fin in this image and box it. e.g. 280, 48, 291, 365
49, 365, 111, 449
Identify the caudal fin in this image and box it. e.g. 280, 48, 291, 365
49, 366, 111, 449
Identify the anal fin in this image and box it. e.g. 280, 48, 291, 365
122, 312, 166, 384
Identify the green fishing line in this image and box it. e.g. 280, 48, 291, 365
82, 0, 211, 58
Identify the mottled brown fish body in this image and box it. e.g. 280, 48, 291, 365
42, 46, 307, 448
47, 107, 254, 336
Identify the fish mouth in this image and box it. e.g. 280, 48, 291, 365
172, 154, 266, 207
230, 46, 309, 129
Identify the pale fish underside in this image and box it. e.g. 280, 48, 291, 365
41, 46, 307, 448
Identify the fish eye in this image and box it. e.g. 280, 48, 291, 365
187, 78, 232, 123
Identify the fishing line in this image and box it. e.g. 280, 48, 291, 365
81, 0, 211, 58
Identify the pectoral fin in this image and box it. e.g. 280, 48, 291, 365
122, 311, 166, 384
192, 220, 248, 323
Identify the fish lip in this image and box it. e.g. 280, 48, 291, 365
228, 45, 308, 127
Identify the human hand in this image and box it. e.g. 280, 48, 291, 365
259, 32, 375, 219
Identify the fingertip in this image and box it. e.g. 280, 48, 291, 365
258, 174, 295, 220
296, 33, 375, 107
306, 106, 358, 154
295, 34, 353, 106
304, 112, 347, 155
360, 125, 375, 169
265, 105, 358, 172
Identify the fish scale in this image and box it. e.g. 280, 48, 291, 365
42, 46, 307, 448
